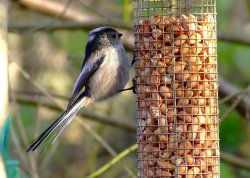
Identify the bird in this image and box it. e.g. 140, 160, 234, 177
26, 27, 131, 152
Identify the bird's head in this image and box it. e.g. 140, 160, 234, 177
89, 27, 123, 47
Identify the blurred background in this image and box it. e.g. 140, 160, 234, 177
3, 0, 250, 177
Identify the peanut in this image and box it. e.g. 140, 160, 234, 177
157, 160, 175, 172
143, 154, 156, 167
166, 109, 175, 123
175, 70, 191, 81
159, 104, 168, 115
156, 169, 172, 177
159, 150, 173, 159
178, 110, 192, 122
177, 98, 190, 106
159, 85, 172, 98
143, 144, 153, 157
168, 61, 186, 73
188, 33, 202, 44
180, 42, 190, 55
187, 167, 200, 178
170, 155, 184, 165
152, 28, 163, 39
151, 90, 162, 106
178, 141, 192, 156
186, 124, 199, 140
159, 134, 168, 143
186, 74, 200, 88
185, 154, 194, 165
167, 25, 185, 35
174, 34, 188, 46
195, 158, 207, 172
168, 134, 176, 150
178, 163, 188, 174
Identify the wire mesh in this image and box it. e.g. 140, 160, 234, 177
133, 0, 219, 177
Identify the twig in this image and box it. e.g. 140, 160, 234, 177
220, 91, 248, 124
8, 89, 40, 178
86, 144, 138, 178
9, 58, 64, 108
14, 90, 69, 101
28, 0, 74, 32
11, 127, 39, 178
8, 89, 29, 146
219, 90, 243, 104
12, 93, 136, 132
9, 128, 30, 174
221, 151, 250, 170
8, 50, 40, 178
75, 0, 117, 23
40, 139, 58, 172
219, 77, 250, 119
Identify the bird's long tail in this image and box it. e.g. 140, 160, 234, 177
26, 97, 93, 152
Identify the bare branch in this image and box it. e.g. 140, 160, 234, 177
8, 22, 133, 50
18, 0, 101, 22
8, 23, 250, 45
8, 23, 250, 53
221, 151, 250, 170
12, 93, 136, 132
28, 0, 74, 32
12, 77, 250, 128
14, 90, 69, 101
218, 31, 250, 46
8, 22, 132, 32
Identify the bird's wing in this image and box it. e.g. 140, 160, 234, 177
66, 55, 105, 110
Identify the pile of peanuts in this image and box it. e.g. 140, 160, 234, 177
135, 14, 219, 178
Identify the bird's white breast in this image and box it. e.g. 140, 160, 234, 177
88, 45, 130, 101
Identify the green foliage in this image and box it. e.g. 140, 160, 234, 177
217, 0, 234, 30
123, 0, 132, 22
218, 41, 250, 85
18, 105, 37, 134
220, 107, 244, 151
217, 0, 250, 85
221, 161, 236, 178
51, 30, 88, 56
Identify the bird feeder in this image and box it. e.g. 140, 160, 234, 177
134, 0, 219, 177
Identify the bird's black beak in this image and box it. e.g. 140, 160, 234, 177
118, 33, 123, 38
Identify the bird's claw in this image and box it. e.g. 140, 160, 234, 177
119, 77, 137, 94
130, 52, 137, 67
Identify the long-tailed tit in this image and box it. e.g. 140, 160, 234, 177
26, 27, 131, 152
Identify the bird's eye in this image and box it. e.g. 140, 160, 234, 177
111, 34, 116, 38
